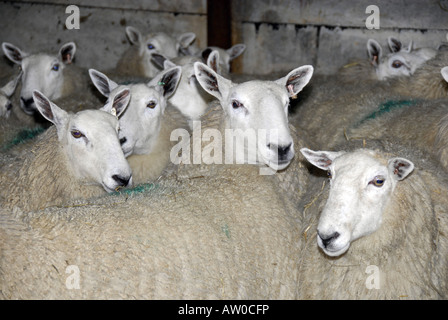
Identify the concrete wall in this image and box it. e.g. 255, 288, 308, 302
232, 0, 448, 75
0, 0, 447, 76
0, 0, 207, 72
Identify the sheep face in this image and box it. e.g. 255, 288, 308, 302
2, 42, 76, 115
368, 38, 436, 80
195, 62, 313, 171
120, 84, 165, 156
301, 148, 414, 257
90, 67, 181, 157
202, 44, 246, 74
0, 71, 21, 118
125, 26, 195, 78
33, 89, 133, 193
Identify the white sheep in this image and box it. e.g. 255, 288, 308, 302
114, 26, 196, 79
1, 42, 93, 119
367, 37, 437, 80
346, 66, 448, 171
0, 63, 315, 298
200, 44, 246, 76
150, 50, 220, 127
192, 61, 313, 171
339, 37, 437, 83
0, 71, 21, 118
0, 89, 133, 212
389, 47, 448, 99
89, 66, 186, 184
298, 140, 448, 299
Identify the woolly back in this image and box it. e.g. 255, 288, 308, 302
6, 126, 106, 211
0, 154, 303, 299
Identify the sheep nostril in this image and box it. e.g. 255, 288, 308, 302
119, 137, 127, 145
112, 174, 131, 187
318, 231, 340, 248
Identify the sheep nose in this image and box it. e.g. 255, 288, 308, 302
21, 97, 34, 108
268, 143, 293, 160
318, 231, 340, 248
112, 174, 132, 187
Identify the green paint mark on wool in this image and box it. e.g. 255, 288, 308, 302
113, 182, 160, 196
2, 127, 45, 151
222, 224, 231, 239
362, 99, 421, 123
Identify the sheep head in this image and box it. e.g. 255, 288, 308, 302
301, 148, 414, 257
195, 61, 313, 171
32, 89, 133, 193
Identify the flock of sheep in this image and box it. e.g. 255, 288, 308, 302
0, 22, 448, 299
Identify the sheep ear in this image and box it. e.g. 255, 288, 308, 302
388, 157, 414, 181
300, 148, 344, 171
89, 69, 118, 98
276, 65, 313, 98
151, 53, 168, 69
155, 66, 182, 98
207, 50, 220, 73
59, 42, 76, 65
194, 61, 232, 100
2, 42, 25, 65
441, 66, 448, 83
33, 90, 68, 128
367, 39, 382, 66
227, 44, 246, 60
388, 37, 402, 53
405, 40, 414, 53
0, 71, 21, 97
201, 48, 213, 61
110, 88, 131, 117
177, 32, 196, 50
126, 26, 141, 45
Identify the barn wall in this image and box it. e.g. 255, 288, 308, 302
0, 0, 447, 76
231, 0, 448, 75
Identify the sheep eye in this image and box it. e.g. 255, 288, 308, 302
327, 171, 332, 179
370, 176, 385, 187
52, 64, 60, 71
232, 100, 243, 109
71, 130, 84, 139
392, 60, 403, 68
147, 101, 157, 109
147, 44, 155, 50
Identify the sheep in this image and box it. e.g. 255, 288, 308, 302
192, 61, 314, 172
1, 42, 95, 120
339, 37, 437, 83
346, 67, 448, 171
0, 155, 305, 299
89, 66, 187, 184
0, 71, 21, 118
388, 47, 448, 100
200, 44, 246, 77
0, 89, 133, 212
297, 139, 448, 299
290, 74, 409, 150
150, 50, 220, 127
0, 63, 315, 299
114, 26, 196, 79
